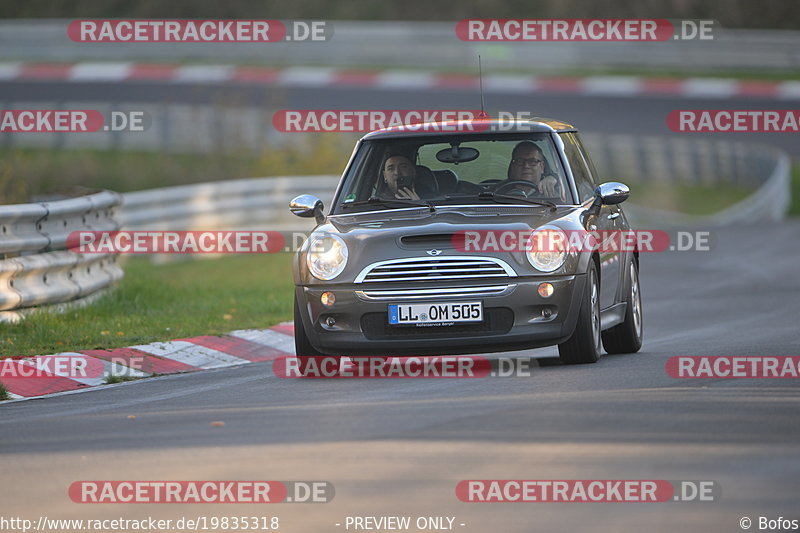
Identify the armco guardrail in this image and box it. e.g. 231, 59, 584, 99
582, 133, 791, 225
119, 134, 790, 234
119, 176, 339, 231
0, 190, 123, 321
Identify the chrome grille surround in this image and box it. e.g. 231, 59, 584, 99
354, 255, 517, 284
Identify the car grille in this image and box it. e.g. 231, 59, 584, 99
361, 308, 514, 339
355, 256, 516, 284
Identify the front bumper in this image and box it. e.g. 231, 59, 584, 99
296, 275, 586, 356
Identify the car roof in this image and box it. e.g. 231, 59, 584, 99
361, 117, 577, 140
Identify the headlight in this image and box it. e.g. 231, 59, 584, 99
526, 226, 568, 272
306, 234, 348, 280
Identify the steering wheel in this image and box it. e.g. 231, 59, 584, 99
494, 180, 539, 196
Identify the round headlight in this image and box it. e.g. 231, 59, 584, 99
526, 226, 568, 272
306, 234, 348, 280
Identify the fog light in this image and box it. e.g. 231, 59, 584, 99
538, 283, 554, 298
541, 308, 552, 318
325, 316, 336, 327
321, 292, 336, 307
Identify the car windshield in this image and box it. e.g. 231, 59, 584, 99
333, 133, 573, 214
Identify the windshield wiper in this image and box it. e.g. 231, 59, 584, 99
478, 191, 556, 209
341, 196, 436, 212
443, 192, 556, 210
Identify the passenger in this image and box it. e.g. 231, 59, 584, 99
380, 154, 421, 200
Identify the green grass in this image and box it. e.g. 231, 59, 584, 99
0, 382, 9, 401
628, 181, 753, 216
0, 136, 355, 204
0, 254, 295, 357
104, 375, 141, 385
790, 164, 800, 217
0, 148, 256, 203
515, 66, 800, 82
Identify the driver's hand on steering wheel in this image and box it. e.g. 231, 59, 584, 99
537, 175, 558, 197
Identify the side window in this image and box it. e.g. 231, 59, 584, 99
573, 133, 602, 185
559, 132, 596, 202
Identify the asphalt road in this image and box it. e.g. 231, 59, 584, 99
1, 221, 798, 533
1, 80, 799, 158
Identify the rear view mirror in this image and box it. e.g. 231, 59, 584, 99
436, 145, 479, 164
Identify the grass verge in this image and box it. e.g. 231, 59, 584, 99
105, 375, 141, 385
790, 164, 800, 217
0, 136, 355, 204
0, 382, 9, 401
628, 181, 753, 216
0, 253, 295, 357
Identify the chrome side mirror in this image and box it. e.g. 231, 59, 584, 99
595, 182, 630, 205
290, 194, 325, 225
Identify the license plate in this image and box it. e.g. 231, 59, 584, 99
388, 301, 483, 326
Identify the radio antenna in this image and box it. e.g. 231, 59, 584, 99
478, 55, 488, 118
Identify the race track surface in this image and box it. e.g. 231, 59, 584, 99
1, 222, 798, 533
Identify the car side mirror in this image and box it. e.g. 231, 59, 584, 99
290, 194, 325, 225
586, 182, 629, 219
594, 182, 630, 205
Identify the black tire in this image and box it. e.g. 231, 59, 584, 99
558, 260, 601, 364
602, 259, 643, 354
294, 295, 340, 376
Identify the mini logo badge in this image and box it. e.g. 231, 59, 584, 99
427, 249, 443, 256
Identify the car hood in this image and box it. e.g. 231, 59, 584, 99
326, 205, 576, 239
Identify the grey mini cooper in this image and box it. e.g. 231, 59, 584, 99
290, 118, 643, 373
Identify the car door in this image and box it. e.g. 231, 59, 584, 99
560, 132, 621, 311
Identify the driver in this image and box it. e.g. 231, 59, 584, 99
381, 154, 421, 200
504, 141, 559, 196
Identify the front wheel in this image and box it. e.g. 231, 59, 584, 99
558, 261, 601, 364
294, 294, 340, 376
602, 259, 643, 354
